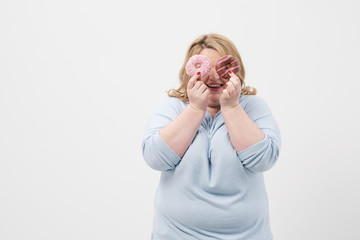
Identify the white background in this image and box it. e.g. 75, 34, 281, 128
1, 0, 359, 239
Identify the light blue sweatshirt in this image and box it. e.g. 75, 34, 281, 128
142, 95, 281, 240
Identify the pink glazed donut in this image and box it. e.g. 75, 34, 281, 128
185, 55, 211, 78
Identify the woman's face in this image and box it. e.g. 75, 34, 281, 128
198, 48, 227, 108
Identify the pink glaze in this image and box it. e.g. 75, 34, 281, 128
215, 55, 240, 79
185, 55, 211, 78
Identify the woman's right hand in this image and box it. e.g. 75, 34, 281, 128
187, 73, 209, 111
158, 73, 209, 158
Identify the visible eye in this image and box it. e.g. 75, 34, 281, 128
225, 63, 231, 69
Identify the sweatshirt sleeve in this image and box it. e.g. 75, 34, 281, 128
141, 97, 183, 171
236, 96, 281, 173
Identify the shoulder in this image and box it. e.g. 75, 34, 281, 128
158, 96, 187, 108
239, 95, 273, 117
155, 97, 187, 115
239, 95, 268, 109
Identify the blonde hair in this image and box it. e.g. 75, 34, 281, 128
168, 33, 256, 101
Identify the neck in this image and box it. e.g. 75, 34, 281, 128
207, 106, 220, 118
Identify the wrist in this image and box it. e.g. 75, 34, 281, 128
221, 103, 240, 112
189, 103, 206, 112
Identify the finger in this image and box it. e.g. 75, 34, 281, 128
222, 88, 230, 98
187, 72, 201, 89
228, 70, 239, 80
199, 83, 208, 93
228, 73, 241, 89
226, 81, 236, 95
229, 77, 240, 90
228, 71, 241, 84
193, 80, 203, 90
203, 88, 209, 96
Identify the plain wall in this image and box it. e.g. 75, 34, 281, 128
1, 0, 359, 239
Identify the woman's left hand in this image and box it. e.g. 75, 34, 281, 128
220, 71, 242, 109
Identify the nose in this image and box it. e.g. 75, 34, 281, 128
208, 67, 220, 80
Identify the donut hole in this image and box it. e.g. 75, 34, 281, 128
225, 63, 231, 69
196, 63, 201, 68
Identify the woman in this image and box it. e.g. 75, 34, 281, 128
142, 33, 281, 240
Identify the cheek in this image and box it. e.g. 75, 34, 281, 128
200, 76, 209, 84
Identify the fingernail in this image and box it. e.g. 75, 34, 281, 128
228, 70, 232, 74
197, 72, 201, 75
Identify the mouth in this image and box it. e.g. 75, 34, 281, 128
206, 83, 224, 90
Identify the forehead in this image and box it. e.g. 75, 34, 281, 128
199, 48, 222, 65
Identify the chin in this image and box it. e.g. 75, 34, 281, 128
207, 97, 220, 108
